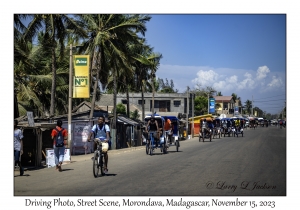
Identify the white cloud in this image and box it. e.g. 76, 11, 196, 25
156, 64, 285, 111
238, 72, 255, 90
256, 65, 270, 80
267, 76, 283, 88
191, 69, 219, 87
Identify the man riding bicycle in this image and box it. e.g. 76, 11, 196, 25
146, 115, 159, 147
88, 116, 110, 174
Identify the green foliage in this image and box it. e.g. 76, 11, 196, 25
116, 103, 126, 115
157, 78, 178, 93
194, 96, 208, 115
130, 109, 140, 120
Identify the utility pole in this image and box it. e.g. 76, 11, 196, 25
191, 92, 195, 138
207, 92, 210, 114
151, 70, 155, 115
284, 101, 286, 120
186, 86, 189, 139
251, 95, 253, 116
68, 44, 73, 155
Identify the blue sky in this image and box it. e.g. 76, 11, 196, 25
144, 14, 286, 115
16, 14, 286, 115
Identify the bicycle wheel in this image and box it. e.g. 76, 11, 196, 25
93, 151, 100, 178
149, 140, 153, 156
146, 142, 149, 154
162, 138, 167, 154
100, 154, 105, 176
176, 140, 179, 152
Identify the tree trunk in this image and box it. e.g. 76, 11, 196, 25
50, 45, 57, 117
89, 49, 101, 119
14, 93, 19, 119
142, 80, 145, 121
113, 67, 117, 129
151, 75, 155, 114
126, 87, 130, 118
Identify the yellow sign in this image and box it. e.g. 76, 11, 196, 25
73, 55, 90, 98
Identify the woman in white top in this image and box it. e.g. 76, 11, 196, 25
14, 120, 24, 176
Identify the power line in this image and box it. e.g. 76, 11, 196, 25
254, 99, 286, 103
254, 94, 286, 100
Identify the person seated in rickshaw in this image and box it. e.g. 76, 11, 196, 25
146, 115, 159, 147
207, 120, 214, 132
221, 120, 227, 129
164, 118, 173, 143
235, 118, 240, 131
226, 119, 231, 130
240, 119, 244, 129
232, 119, 236, 128
202, 118, 208, 132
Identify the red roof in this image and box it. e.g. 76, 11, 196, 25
213, 96, 233, 102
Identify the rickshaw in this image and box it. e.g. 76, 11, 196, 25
199, 117, 213, 142
249, 117, 256, 129
232, 117, 244, 137
220, 118, 232, 137
212, 118, 221, 139
162, 116, 180, 152
264, 119, 269, 127
144, 114, 167, 155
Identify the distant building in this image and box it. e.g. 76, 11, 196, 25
97, 93, 189, 120
213, 96, 235, 116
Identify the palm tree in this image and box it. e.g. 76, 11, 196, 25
216, 91, 223, 96
244, 100, 252, 115
133, 50, 162, 115
24, 14, 86, 117
232, 93, 242, 113
15, 30, 73, 117
231, 93, 237, 103
76, 14, 151, 120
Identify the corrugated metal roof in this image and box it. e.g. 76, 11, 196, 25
117, 116, 139, 126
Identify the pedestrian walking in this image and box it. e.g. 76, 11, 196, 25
51, 120, 68, 172
14, 120, 24, 176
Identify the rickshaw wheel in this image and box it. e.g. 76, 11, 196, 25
176, 140, 179, 152
146, 143, 149, 155
149, 140, 153, 156
162, 144, 167, 154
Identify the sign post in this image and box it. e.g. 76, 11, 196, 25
209, 98, 215, 114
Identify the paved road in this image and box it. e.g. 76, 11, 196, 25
14, 125, 286, 196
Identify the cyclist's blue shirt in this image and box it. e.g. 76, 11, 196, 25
91, 124, 110, 140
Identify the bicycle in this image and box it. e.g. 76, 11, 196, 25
146, 131, 155, 156
93, 138, 108, 178
146, 131, 166, 155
